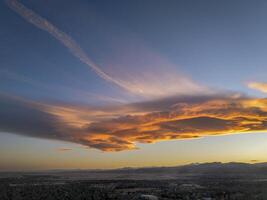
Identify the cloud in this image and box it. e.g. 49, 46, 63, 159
248, 82, 267, 93
57, 148, 72, 152
0, 95, 63, 140
1, 94, 267, 152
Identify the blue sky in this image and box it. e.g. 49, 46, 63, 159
1, 0, 267, 170
2, 0, 267, 99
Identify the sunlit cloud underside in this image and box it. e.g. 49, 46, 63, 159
1, 94, 267, 152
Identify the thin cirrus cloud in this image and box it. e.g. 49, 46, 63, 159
248, 82, 267, 93
5, 0, 209, 98
1, 94, 267, 152
5, 0, 128, 91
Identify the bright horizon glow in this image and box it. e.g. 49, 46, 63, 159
0, 131, 267, 171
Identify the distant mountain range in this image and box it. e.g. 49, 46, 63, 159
2, 162, 267, 180
98, 162, 267, 175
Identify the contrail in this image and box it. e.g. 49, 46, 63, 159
5, 0, 130, 91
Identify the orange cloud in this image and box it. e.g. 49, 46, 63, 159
248, 82, 267, 93
73, 97, 267, 151
1, 94, 267, 152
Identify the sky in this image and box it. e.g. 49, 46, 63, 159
1, 0, 267, 170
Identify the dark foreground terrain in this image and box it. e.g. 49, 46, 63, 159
1, 162, 267, 200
